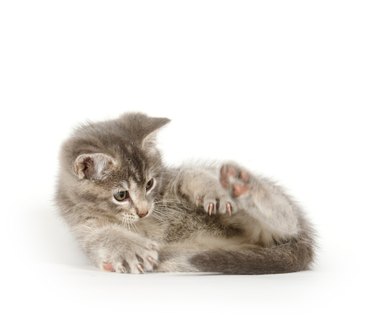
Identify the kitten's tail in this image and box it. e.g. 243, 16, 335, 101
158, 231, 315, 275
191, 232, 314, 275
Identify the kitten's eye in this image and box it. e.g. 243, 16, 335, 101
113, 190, 129, 202
146, 178, 154, 192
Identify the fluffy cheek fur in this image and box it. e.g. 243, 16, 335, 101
112, 198, 155, 222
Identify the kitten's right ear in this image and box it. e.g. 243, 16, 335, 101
73, 153, 116, 180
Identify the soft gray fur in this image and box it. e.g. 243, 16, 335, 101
55, 113, 315, 274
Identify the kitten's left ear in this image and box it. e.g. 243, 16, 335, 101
141, 116, 171, 149
119, 113, 170, 148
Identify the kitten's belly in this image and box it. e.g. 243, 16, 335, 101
146, 205, 278, 248
158, 210, 243, 243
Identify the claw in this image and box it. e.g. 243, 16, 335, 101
137, 264, 145, 273
226, 202, 232, 216
147, 256, 159, 266
208, 203, 213, 216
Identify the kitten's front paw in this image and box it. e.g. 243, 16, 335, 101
98, 237, 159, 274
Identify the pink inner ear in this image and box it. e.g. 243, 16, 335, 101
81, 157, 93, 177
74, 153, 116, 180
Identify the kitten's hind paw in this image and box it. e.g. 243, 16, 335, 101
220, 164, 251, 198
197, 191, 236, 216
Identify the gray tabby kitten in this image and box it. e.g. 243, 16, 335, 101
55, 113, 315, 274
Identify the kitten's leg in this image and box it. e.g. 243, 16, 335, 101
219, 163, 299, 238
74, 222, 159, 273
171, 164, 299, 238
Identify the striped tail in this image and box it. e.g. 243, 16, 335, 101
189, 232, 315, 275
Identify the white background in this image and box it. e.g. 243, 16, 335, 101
0, 1, 374, 314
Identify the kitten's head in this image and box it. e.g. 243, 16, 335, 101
61, 112, 170, 224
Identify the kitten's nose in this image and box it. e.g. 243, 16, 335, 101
137, 209, 149, 218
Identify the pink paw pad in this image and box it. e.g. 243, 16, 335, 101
220, 165, 238, 188
232, 184, 250, 197
102, 262, 115, 272
220, 164, 251, 198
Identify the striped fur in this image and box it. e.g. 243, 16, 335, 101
55, 112, 316, 274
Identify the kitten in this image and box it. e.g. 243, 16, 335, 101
55, 112, 315, 274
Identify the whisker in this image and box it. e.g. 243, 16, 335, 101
131, 222, 139, 233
